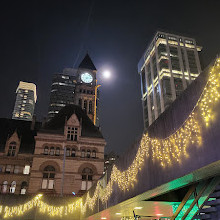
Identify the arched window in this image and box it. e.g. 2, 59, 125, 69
89, 101, 93, 114
81, 149, 85, 158
8, 142, 16, 156
2, 181, 8, 193
66, 148, 70, 157
9, 181, 16, 193
71, 148, 76, 157
44, 146, 49, 155
50, 147, 55, 156
41, 166, 55, 190
87, 149, 91, 158
78, 98, 82, 107
81, 168, 93, 190
92, 150, 96, 158
55, 147, 60, 156
84, 100, 87, 112
20, 181, 28, 194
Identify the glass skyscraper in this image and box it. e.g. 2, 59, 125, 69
138, 31, 202, 129
48, 68, 77, 120
12, 81, 37, 121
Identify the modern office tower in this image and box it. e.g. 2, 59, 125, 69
48, 69, 77, 120
138, 31, 202, 129
48, 54, 98, 124
12, 81, 37, 121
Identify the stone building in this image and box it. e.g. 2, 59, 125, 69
0, 105, 106, 196
0, 118, 41, 195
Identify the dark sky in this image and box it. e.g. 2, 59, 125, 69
0, 0, 220, 155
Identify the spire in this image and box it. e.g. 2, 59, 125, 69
78, 53, 97, 71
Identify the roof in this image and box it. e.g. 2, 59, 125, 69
0, 118, 41, 154
78, 54, 97, 71
43, 105, 103, 138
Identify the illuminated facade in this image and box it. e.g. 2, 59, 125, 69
0, 105, 105, 196
138, 31, 202, 129
12, 81, 37, 121
48, 54, 99, 125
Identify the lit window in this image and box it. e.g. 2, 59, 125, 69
67, 127, 78, 141
87, 149, 91, 158
14, 165, 20, 174
41, 166, 55, 190
71, 148, 76, 157
23, 165, 30, 175
50, 147, 55, 156
81, 168, 93, 190
66, 148, 70, 157
92, 150, 96, 158
2, 181, 8, 193
81, 149, 85, 158
5, 165, 11, 173
9, 181, 16, 194
55, 147, 60, 156
20, 181, 28, 194
44, 146, 49, 155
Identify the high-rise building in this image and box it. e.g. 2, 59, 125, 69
48, 69, 77, 120
48, 54, 99, 124
12, 81, 37, 121
138, 31, 202, 129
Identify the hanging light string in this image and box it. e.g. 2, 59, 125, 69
81, 58, 220, 213
1, 59, 220, 218
0, 194, 82, 219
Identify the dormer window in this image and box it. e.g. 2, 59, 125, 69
8, 142, 16, 156
67, 127, 78, 141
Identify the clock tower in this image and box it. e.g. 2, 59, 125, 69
75, 54, 98, 125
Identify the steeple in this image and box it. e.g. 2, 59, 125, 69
78, 53, 97, 71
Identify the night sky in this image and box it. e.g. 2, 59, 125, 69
1, 0, 220, 155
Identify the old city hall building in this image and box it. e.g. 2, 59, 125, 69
0, 105, 105, 196
0, 54, 106, 196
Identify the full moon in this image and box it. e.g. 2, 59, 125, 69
103, 70, 111, 79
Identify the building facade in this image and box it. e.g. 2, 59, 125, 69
48, 54, 99, 125
138, 31, 202, 129
0, 119, 40, 195
12, 81, 37, 121
0, 105, 106, 196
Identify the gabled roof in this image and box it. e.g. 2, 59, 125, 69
78, 53, 97, 71
0, 119, 41, 154
43, 105, 103, 138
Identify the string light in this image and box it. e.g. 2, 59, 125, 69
1, 58, 220, 218
81, 58, 220, 212
0, 194, 82, 219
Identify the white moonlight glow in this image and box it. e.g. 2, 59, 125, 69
103, 70, 111, 78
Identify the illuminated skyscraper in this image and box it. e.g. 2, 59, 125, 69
138, 31, 202, 129
12, 81, 37, 121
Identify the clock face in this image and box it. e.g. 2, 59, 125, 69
80, 72, 93, 83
